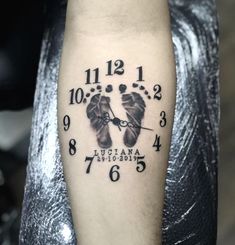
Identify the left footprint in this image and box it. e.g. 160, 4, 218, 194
86, 94, 112, 149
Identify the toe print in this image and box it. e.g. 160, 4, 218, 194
132, 83, 151, 100
121, 92, 146, 147
105, 85, 113, 93
83, 85, 103, 104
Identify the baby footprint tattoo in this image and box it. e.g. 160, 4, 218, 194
86, 94, 112, 149
85, 84, 150, 148
121, 92, 146, 147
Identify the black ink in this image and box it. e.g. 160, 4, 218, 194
119, 84, 127, 94
63, 115, 70, 131
112, 117, 121, 126
94, 68, 99, 84
86, 94, 112, 148
136, 66, 145, 81
106, 60, 112, 76
109, 165, 120, 182
98, 112, 153, 131
83, 86, 103, 104
106, 60, 124, 76
85, 69, 91, 84
69, 88, 84, 104
85, 156, 95, 173
69, 139, 77, 155
131, 83, 151, 100
122, 92, 146, 147
153, 84, 162, 100
136, 156, 146, 172
160, 111, 167, 127
85, 68, 101, 84
105, 84, 113, 93
114, 60, 124, 75
153, 135, 161, 152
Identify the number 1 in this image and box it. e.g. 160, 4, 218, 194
136, 66, 145, 82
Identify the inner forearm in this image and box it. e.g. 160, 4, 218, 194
66, 0, 171, 35
58, 1, 176, 245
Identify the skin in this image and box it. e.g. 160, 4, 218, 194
58, 1, 176, 245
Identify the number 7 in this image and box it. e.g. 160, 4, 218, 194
85, 156, 95, 174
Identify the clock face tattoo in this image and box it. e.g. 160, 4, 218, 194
62, 59, 167, 182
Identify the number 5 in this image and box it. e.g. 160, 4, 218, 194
136, 156, 146, 173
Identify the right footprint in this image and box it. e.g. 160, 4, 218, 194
121, 92, 146, 147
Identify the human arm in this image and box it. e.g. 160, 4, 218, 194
58, 1, 176, 244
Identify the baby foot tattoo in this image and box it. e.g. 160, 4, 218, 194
121, 91, 146, 147
86, 94, 112, 149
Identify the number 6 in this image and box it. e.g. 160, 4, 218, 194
109, 165, 120, 182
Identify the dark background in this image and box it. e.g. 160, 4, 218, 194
0, 0, 234, 244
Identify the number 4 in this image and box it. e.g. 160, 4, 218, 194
153, 134, 161, 152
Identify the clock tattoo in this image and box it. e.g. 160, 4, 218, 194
62, 59, 167, 182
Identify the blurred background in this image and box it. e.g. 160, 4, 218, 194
0, 0, 234, 244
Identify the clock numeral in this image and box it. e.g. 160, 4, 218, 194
153, 134, 162, 152
160, 111, 167, 127
85, 68, 101, 84
109, 165, 120, 182
85, 156, 95, 174
63, 115, 71, 131
69, 139, 77, 156
69, 88, 84, 104
136, 156, 146, 173
136, 66, 145, 82
153, 84, 162, 100
106, 59, 124, 76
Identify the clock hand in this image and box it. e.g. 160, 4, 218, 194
103, 97, 121, 131
134, 125, 154, 131
124, 119, 154, 131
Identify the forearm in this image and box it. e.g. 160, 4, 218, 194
58, 1, 176, 245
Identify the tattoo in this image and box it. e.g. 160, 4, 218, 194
86, 94, 112, 148
62, 59, 168, 182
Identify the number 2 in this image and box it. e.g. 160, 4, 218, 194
153, 84, 162, 100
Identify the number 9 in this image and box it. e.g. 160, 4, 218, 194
63, 115, 71, 131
